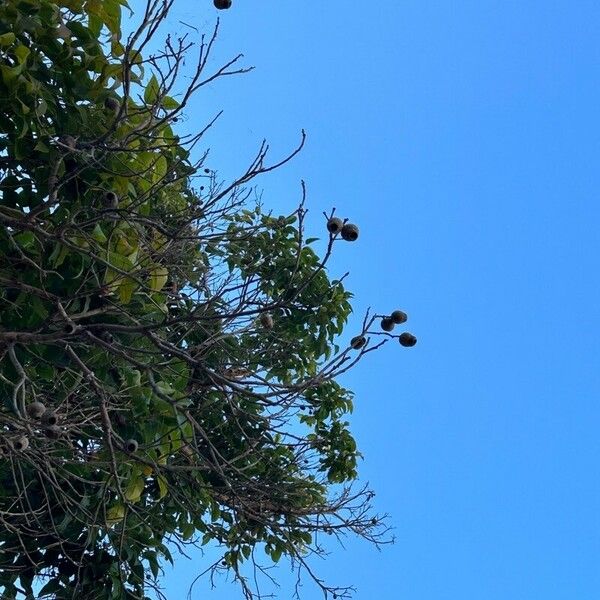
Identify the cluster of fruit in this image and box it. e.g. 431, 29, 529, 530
326, 217, 359, 241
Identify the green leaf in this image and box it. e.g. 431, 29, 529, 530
147, 553, 160, 578
14, 231, 35, 250
106, 503, 125, 526
92, 224, 107, 243
161, 95, 179, 110
49, 243, 69, 268
38, 579, 63, 596
156, 474, 168, 499
118, 277, 137, 304
124, 476, 145, 502
101, 0, 122, 35
1, 63, 24, 85
107, 251, 134, 271
0, 33, 16, 47
149, 265, 168, 292
34, 139, 50, 153
271, 545, 282, 563
182, 523, 195, 541
144, 74, 159, 105
14, 45, 30, 65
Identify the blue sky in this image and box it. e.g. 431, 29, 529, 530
140, 1, 600, 598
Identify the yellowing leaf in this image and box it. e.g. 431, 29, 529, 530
115, 237, 133, 255
156, 474, 168, 499
92, 224, 107, 243
14, 45, 30, 65
149, 266, 168, 292
124, 477, 144, 503
70, 235, 90, 249
0, 33, 16, 47
106, 503, 125, 526
144, 74, 159, 104
118, 277, 137, 304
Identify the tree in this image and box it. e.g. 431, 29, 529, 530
0, 1, 416, 598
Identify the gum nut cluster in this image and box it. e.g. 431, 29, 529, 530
379, 310, 418, 347
399, 332, 417, 347
326, 217, 359, 241
350, 335, 366, 350
380, 317, 395, 332
103, 191, 119, 209
13, 436, 29, 451
104, 97, 119, 112
26, 401, 46, 419
42, 410, 59, 426
326, 217, 343, 234
260, 313, 274, 329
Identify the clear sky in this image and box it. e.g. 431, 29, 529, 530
138, 1, 600, 598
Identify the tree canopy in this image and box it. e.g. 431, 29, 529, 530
0, 1, 416, 598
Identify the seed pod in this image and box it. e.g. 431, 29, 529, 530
350, 335, 366, 350
63, 323, 77, 335
100, 331, 115, 345
104, 97, 119, 113
125, 439, 139, 453
390, 310, 408, 325
13, 436, 29, 452
340, 223, 359, 242
26, 401, 46, 419
399, 332, 417, 347
214, 0, 232, 8
326, 217, 343, 234
59, 135, 76, 151
113, 413, 127, 428
181, 444, 195, 460
103, 191, 119, 209
41, 411, 58, 426
44, 425, 62, 439
56, 23, 71, 40
260, 313, 274, 329
380, 317, 395, 332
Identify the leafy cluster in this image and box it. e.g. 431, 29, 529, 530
0, 1, 410, 599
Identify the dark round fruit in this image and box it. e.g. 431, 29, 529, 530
103, 191, 118, 209
399, 332, 417, 347
27, 401, 46, 419
104, 97, 119, 112
380, 317, 395, 332
390, 310, 408, 325
260, 313, 274, 329
44, 425, 62, 439
326, 217, 343, 234
13, 436, 29, 451
125, 439, 139, 453
113, 413, 127, 428
340, 223, 359, 241
59, 135, 76, 150
350, 335, 366, 350
214, 0, 232, 8
41, 410, 58, 426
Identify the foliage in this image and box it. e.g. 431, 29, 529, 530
0, 1, 414, 598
